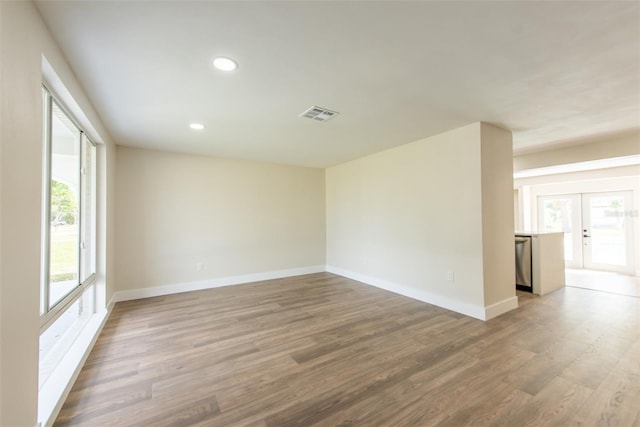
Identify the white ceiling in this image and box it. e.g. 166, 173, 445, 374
35, 1, 640, 168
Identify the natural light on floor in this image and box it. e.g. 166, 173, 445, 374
565, 269, 640, 298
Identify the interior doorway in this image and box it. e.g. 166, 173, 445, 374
538, 191, 635, 274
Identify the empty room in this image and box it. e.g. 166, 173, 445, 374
1, 1, 639, 426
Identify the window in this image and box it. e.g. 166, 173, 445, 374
40, 85, 97, 385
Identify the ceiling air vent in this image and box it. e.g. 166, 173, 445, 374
299, 106, 339, 122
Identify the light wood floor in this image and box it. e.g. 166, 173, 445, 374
55, 273, 640, 426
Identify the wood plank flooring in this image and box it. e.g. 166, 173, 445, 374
54, 273, 640, 426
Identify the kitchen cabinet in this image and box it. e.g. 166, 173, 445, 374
515, 232, 565, 295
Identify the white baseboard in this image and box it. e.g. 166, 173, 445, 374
326, 265, 517, 321
112, 264, 518, 321
107, 294, 117, 310
112, 265, 326, 302
327, 265, 489, 320
484, 296, 519, 320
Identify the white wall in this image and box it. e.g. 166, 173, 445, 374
326, 122, 516, 320
0, 2, 116, 425
115, 147, 326, 297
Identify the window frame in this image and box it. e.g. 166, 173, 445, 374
40, 84, 97, 331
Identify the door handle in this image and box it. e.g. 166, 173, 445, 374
583, 234, 590, 238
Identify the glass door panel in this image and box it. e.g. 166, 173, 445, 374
49, 102, 81, 308
583, 191, 634, 274
538, 191, 635, 274
538, 194, 582, 268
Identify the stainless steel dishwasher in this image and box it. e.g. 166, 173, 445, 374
515, 235, 532, 292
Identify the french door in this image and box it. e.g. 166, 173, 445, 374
538, 191, 635, 274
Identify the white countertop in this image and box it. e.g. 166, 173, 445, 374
515, 231, 564, 237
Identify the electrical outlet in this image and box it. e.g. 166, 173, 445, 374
446, 271, 455, 282
196, 262, 204, 271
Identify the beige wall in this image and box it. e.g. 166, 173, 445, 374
115, 147, 326, 294
480, 123, 516, 307
1, 3, 41, 424
514, 129, 640, 172
0, 2, 116, 425
326, 122, 516, 319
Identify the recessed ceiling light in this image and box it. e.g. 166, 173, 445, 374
189, 123, 205, 130
212, 56, 238, 71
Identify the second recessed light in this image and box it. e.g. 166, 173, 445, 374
212, 56, 238, 71
190, 123, 205, 130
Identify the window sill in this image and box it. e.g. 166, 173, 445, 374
37, 307, 110, 427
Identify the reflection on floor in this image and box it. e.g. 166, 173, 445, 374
565, 269, 640, 298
